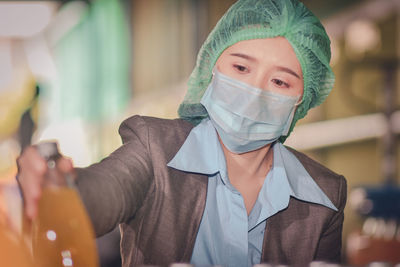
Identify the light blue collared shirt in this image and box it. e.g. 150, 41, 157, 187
167, 119, 337, 267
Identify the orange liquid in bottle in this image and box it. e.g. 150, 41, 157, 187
0, 222, 36, 267
33, 187, 99, 267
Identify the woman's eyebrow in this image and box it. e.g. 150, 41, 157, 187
229, 53, 301, 79
276, 66, 301, 79
229, 53, 256, 61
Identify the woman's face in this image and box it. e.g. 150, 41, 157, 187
215, 37, 304, 97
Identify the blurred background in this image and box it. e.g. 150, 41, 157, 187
0, 0, 399, 266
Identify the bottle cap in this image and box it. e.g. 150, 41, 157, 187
36, 142, 60, 161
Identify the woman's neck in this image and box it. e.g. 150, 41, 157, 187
219, 137, 274, 214
219, 137, 273, 184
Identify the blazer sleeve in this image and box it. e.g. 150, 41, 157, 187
75, 116, 154, 237
314, 175, 347, 263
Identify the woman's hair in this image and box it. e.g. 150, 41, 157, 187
178, 0, 334, 142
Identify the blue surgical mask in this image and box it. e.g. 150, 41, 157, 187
200, 68, 301, 154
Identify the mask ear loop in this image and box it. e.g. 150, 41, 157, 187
294, 98, 303, 107
211, 66, 218, 77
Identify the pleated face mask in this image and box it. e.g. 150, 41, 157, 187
201, 68, 301, 154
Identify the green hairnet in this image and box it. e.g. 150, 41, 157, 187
178, 0, 335, 142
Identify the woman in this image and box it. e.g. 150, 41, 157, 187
17, 0, 347, 266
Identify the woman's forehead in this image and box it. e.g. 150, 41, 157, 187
222, 37, 293, 56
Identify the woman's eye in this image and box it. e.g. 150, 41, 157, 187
233, 64, 248, 73
271, 78, 289, 88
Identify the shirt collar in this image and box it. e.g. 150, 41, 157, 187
167, 119, 224, 175
167, 118, 337, 211
272, 143, 337, 211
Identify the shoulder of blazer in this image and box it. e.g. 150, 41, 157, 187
118, 115, 193, 145
118, 115, 198, 170
119, 115, 194, 140
285, 145, 344, 179
284, 145, 347, 209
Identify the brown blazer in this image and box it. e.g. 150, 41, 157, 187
76, 115, 347, 267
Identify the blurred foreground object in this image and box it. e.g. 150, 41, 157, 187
0, 221, 36, 267
0, 183, 36, 267
31, 142, 99, 267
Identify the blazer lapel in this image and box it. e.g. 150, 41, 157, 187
261, 197, 325, 266
180, 172, 209, 261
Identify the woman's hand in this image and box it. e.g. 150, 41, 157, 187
16, 146, 74, 219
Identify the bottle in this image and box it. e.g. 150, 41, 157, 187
32, 142, 99, 267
